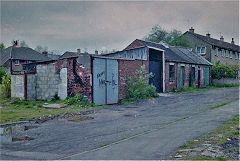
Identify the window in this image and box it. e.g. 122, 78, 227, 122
196, 47, 201, 54
239, 53, 240, 60
226, 50, 229, 57
169, 64, 175, 82
14, 60, 20, 65
215, 47, 218, 56
200, 47, 206, 54
230, 51, 232, 58
221, 49, 225, 57
196, 47, 206, 55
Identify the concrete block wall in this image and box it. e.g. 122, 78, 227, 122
36, 63, 59, 100
118, 59, 149, 99
11, 75, 25, 99
27, 74, 36, 100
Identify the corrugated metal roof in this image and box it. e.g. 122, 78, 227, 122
125, 39, 212, 65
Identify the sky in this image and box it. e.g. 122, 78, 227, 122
0, 0, 239, 54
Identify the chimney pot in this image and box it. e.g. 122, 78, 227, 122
189, 27, 194, 33
77, 49, 81, 53
42, 51, 48, 57
220, 36, 224, 41
231, 38, 235, 44
206, 33, 211, 37
95, 50, 98, 55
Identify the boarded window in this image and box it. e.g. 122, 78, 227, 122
169, 64, 175, 82
221, 49, 225, 57
226, 50, 229, 57
191, 67, 195, 80
215, 47, 218, 56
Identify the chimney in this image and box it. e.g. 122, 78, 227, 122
95, 50, 98, 55
189, 27, 194, 33
220, 36, 224, 41
206, 33, 211, 38
42, 51, 48, 57
77, 49, 81, 53
13, 40, 19, 47
231, 38, 235, 44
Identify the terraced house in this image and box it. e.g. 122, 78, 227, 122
184, 27, 240, 65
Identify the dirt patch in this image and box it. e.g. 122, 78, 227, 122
12, 136, 34, 142
34, 110, 95, 124
67, 116, 94, 122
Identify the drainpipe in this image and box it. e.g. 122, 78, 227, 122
162, 51, 165, 92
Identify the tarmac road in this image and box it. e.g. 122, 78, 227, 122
0, 87, 239, 160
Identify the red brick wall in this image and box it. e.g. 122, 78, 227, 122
164, 62, 210, 91
56, 58, 91, 100
124, 39, 145, 50
118, 59, 149, 99
165, 62, 177, 91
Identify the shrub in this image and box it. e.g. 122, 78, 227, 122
125, 65, 158, 102
0, 74, 11, 98
0, 66, 6, 84
64, 94, 90, 107
212, 61, 239, 80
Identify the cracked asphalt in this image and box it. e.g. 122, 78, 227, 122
0, 87, 239, 160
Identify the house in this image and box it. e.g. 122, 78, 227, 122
184, 27, 240, 65
0, 45, 52, 74
104, 39, 212, 92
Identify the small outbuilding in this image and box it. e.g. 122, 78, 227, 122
104, 39, 213, 92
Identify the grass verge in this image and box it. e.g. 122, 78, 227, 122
0, 97, 102, 124
173, 115, 240, 160
172, 84, 239, 93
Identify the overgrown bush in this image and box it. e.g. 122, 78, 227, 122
212, 61, 239, 80
64, 94, 92, 107
0, 74, 11, 98
124, 65, 158, 102
0, 66, 6, 84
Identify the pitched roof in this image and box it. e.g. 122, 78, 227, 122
184, 31, 240, 52
47, 54, 60, 60
59, 51, 90, 59
124, 39, 212, 65
0, 46, 52, 65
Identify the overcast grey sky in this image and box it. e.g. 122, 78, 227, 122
1, 1, 239, 54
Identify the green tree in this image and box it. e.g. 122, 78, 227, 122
0, 43, 5, 51
144, 25, 192, 48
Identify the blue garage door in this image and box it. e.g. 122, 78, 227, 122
93, 58, 118, 105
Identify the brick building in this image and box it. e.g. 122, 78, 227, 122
104, 39, 212, 92
184, 27, 240, 65
0, 45, 52, 74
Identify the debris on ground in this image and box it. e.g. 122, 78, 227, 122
42, 104, 66, 109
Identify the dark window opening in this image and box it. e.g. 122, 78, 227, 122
169, 64, 175, 82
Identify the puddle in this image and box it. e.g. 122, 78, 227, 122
0, 125, 36, 144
